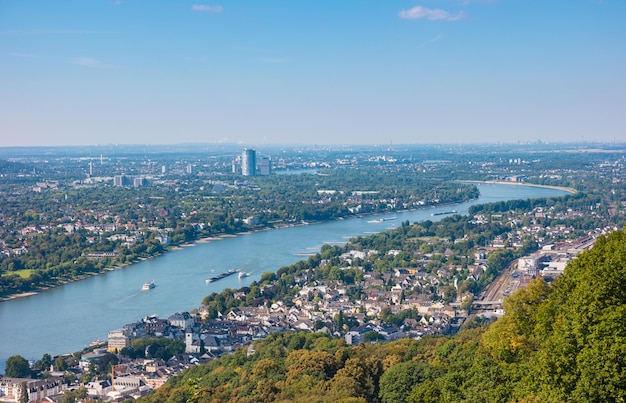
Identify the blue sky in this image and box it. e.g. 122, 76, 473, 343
1, 1, 625, 146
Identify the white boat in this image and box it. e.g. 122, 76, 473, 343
368, 217, 397, 224
141, 281, 155, 291
238, 271, 249, 279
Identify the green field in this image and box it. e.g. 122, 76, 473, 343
1, 269, 33, 279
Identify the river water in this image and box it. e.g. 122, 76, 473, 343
0, 183, 568, 371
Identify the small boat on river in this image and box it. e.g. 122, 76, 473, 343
367, 217, 397, 224
141, 281, 155, 291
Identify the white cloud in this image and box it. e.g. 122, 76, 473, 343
191, 4, 223, 13
70, 57, 119, 69
399, 6, 466, 21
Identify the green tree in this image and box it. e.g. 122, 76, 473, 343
5, 355, 31, 378
54, 357, 68, 371
481, 278, 550, 363
36, 353, 52, 372
18, 382, 28, 403
42, 353, 52, 371
487, 249, 514, 273
460, 295, 472, 313
60, 386, 88, 403
363, 331, 385, 343
527, 230, 626, 402
379, 361, 439, 403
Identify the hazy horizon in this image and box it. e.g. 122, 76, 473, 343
2, 1, 625, 147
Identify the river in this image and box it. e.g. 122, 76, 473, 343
0, 183, 569, 372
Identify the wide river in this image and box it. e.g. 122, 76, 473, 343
0, 183, 569, 371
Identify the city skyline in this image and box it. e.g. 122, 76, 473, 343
1, 1, 625, 147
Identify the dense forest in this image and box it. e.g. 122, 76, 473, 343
139, 229, 626, 403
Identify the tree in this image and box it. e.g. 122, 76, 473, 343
54, 357, 68, 372
34, 353, 52, 372
5, 355, 31, 378
481, 278, 550, 363
487, 249, 514, 273
527, 230, 626, 402
19, 382, 28, 403
460, 295, 473, 313
60, 386, 88, 403
363, 331, 385, 343
40, 353, 52, 371
379, 361, 439, 403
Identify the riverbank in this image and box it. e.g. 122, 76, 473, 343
0, 254, 164, 302
1, 291, 38, 301
463, 180, 577, 195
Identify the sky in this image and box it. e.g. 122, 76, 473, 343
1, 1, 625, 147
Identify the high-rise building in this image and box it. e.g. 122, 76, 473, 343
242, 148, 256, 176
134, 177, 146, 188
258, 156, 271, 176
114, 175, 131, 186
113, 175, 124, 187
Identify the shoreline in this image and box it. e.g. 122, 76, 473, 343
464, 180, 577, 195
0, 254, 163, 302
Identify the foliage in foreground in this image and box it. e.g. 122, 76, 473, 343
140, 229, 626, 403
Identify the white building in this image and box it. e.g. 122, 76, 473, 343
0, 377, 66, 403
108, 329, 131, 352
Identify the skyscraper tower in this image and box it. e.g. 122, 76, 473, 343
242, 148, 256, 176
258, 156, 271, 175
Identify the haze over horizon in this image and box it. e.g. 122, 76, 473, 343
1, 1, 625, 147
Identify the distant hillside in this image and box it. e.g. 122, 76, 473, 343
139, 229, 626, 403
